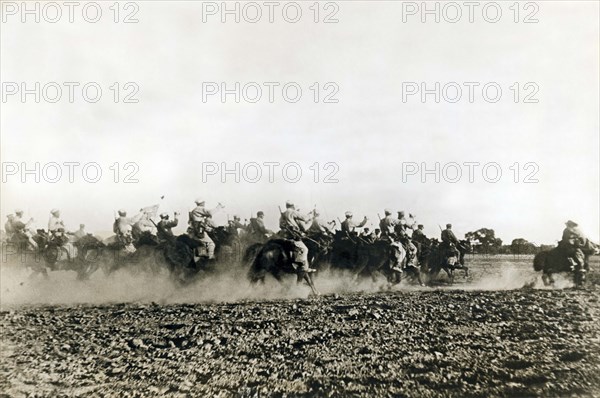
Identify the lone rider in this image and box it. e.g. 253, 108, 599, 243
279, 201, 316, 273
559, 220, 587, 271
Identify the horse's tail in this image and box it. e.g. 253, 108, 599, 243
533, 251, 546, 272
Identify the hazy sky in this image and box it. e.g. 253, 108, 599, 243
1, 1, 599, 244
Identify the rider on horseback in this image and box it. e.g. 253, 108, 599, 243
279, 201, 316, 273
227, 215, 246, 237
188, 199, 224, 260
157, 212, 179, 244
308, 210, 333, 236
341, 211, 368, 238
412, 224, 427, 244
113, 209, 143, 252
8, 210, 38, 249
379, 209, 398, 239
441, 223, 461, 264
247, 211, 273, 243
559, 220, 587, 272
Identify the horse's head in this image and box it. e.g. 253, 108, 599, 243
210, 226, 232, 245
458, 239, 472, 253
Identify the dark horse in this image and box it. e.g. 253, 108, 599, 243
330, 233, 420, 285
248, 239, 319, 296
533, 240, 598, 287
421, 240, 470, 284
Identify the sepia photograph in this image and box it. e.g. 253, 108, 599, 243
1, 1, 599, 396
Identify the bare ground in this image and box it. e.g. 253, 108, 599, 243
1, 256, 599, 397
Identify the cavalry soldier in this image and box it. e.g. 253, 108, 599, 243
73, 224, 87, 241
379, 209, 398, 238
8, 211, 37, 249
4, 214, 15, 240
441, 223, 461, 261
308, 210, 333, 236
360, 227, 376, 243
113, 209, 144, 248
247, 211, 273, 243
227, 215, 246, 236
373, 228, 382, 240
279, 201, 315, 273
396, 211, 417, 237
189, 198, 224, 223
341, 211, 368, 235
559, 220, 587, 271
49, 227, 70, 246
412, 224, 427, 244
441, 223, 459, 246
188, 198, 224, 260
157, 212, 179, 244
48, 209, 65, 235
132, 212, 157, 241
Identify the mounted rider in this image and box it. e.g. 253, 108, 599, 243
279, 201, 316, 273
395, 211, 417, 238
412, 224, 428, 245
247, 211, 273, 243
441, 223, 461, 263
559, 220, 588, 271
9, 210, 37, 249
73, 224, 87, 241
227, 215, 246, 237
47, 209, 75, 258
379, 209, 399, 239
113, 209, 144, 251
308, 210, 333, 238
4, 214, 15, 241
48, 209, 65, 235
157, 212, 179, 244
132, 205, 159, 242
341, 211, 368, 237
188, 198, 224, 260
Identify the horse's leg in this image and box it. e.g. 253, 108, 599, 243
302, 272, 320, 296
405, 267, 423, 286
352, 255, 369, 284
443, 265, 453, 283
542, 271, 554, 286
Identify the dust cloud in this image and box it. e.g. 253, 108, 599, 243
0, 255, 561, 308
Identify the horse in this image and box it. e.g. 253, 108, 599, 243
330, 233, 422, 285
421, 240, 470, 284
247, 239, 319, 296
303, 233, 334, 271
533, 239, 598, 287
